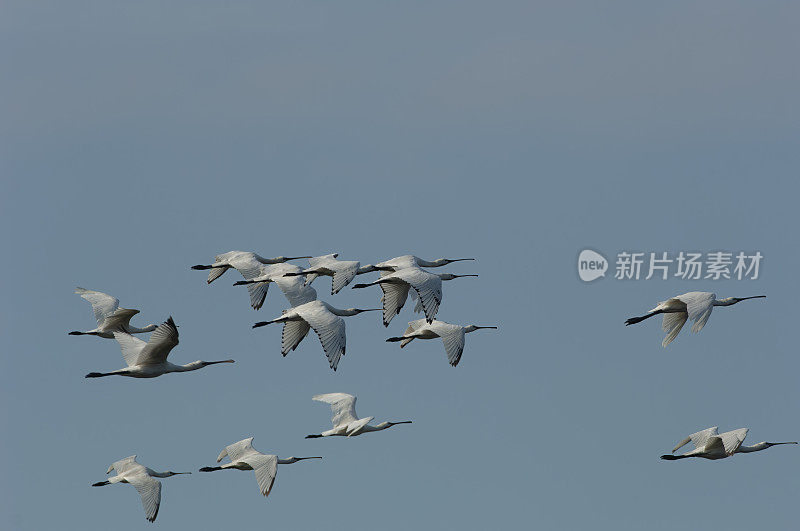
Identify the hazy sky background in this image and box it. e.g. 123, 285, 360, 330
2, 2, 799, 529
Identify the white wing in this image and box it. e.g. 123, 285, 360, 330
392, 268, 442, 322
101, 308, 140, 331
223, 437, 257, 463
346, 416, 374, 436
433, 322, 466, 367
243, 453, 278, 497
230, 254, 267, 282
719, 428, 749, 455
134, 317, 179, 365
673, 426, 719, 453
380, 282, 410, 327
313, 392, 359, 428
128, 472, 162, 522
281, 320, 311, 355
113, 332, 147, 367
328, 260, 360, 295
661, 312, 688, 347
400, 319, 427, 348
296, 302, 346, 370
274, 276, 318, 308
677, 292, 715, 334
75, 287, 120, 325
246, 281, 270, 310
110, 455, 139, 475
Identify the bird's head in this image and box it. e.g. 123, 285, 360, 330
165, 471, 191, 477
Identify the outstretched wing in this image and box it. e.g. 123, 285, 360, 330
135, 317, 179, 365
274, 276, 318, 308
661, 312, 688, 347
110, 455, 139, 474
224, 437, 257, 463
380, 282, 410, 327
346, 416, 374, 436
719, 428, 749, 455
672, 426, 719, 453
328, 260, 360, 295
242, 453, 278, 497
281, 320, 311, 355
246, 281, 270, 310
113, 332, 147, 367
393, 268, 442, 323
102, 308, 140, 332
678, 292, 716, 334
313, 393, 359, 428
76, 287, 120, 325
436, 323, 466, 367
128, 473, 162, 522
295, 303, 346, 370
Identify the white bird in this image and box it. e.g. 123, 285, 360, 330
625, 292, 766, 346
233, 262, 318, 310
386, 319, 497, 367
661, 426, 797, 460
252, 302, 380, 371
69, 287, 157, 338
306, 393, 411, 438
358, 255, 475, 274
91, 455, 190, 523
191, 251, 311, 284
352, 269, 477, 325
282, 253, 366, 295
85, 317, 234, 378
199, 437, 321, 497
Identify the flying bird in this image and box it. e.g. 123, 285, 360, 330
282, 253, 365, 295
306, 393, 411, 438
386, 319, 497, 367
233, 262, 318, 310
69, 287, 157, 338
625, 292, 765, 346
199, 437, 321, 497
252, 302, 380, 371
85, 317, 234, 378
91, 455, 190, 523
190, 251, 310, 284
661, 426, 796, 460
352, 269, 477, 325
357, 255, 475, 274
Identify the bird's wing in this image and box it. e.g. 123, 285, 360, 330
127, 473, 162, 523
346, 416, 374, 436
102, 308, 140, 331
224, 437, 257, 463
135, 317, 179, 365
274, 276, 318, 308
393, 268, 442, 322
307, 254, 334, 268
719, 428, 749, 455
677, 292, 716, 333
400, 319, 427, 347
329, 260, 360, 295
436, 323, 466, 367
661, 312, 688, 347
379, 281, 410, 326
75, 287, 120, 325
113, 332, 147, 367
281, 320, 311, 355
110, 455, 139, 474
313, 393, 359, 427
231, 255, 265, 281
242, 453, 278, 497
673, 426, 719, 453
295, 304, 346, 370
246, 281, 270, 310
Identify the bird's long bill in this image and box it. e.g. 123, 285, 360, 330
770, 441, 798, 445
207, 359, 235, 365
359, 308, 383, 312
454, 274, 479, 278
476, 326, 498, 329
174, 472, 192, 475
297, 456, 323, 460
389, 421, 412, 426
449, 258, 476, 262
286, 256, 313, 261
739, 295, 767, 301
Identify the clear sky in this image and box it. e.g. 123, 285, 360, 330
2, 2, 799, 529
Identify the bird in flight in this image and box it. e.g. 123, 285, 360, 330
252, 302, 380, 371
306, 393, 411, 438
191, 251, 310, 284
85, 317, 234, 378
199, 437, 321, 497
386, 319, 497, 367
625, 291, 765, 346
233, 262, 318, 310
281, 253, 366, 295
661, 426, 796, 460
69, 287, 157, 338
91, 455, 190, 523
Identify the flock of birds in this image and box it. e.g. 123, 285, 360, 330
72, 252, 494, 522
70, 251, 793, 522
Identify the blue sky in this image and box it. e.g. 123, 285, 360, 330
2, 2, 799, 529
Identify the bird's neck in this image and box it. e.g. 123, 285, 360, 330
416, 258, 444, 267
330, 307, 358, 316
129, 324, 158, 333
736, 442, 770, 453
176, 361, 205, 372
